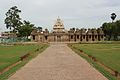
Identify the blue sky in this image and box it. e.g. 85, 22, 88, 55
0, 0, 120, 32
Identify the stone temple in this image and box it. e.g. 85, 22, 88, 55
31, 17, 104, 42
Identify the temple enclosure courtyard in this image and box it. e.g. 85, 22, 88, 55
1, 2, 120, 80
0, 42, 120, 80
9, 43, 107, 80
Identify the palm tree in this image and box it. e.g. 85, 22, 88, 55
111, 13, 117, 22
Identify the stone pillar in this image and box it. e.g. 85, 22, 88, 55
82, 35, 86, 42
35, 35, 39, 42
76, 34, 80, 42
88, 35, 92, 42
70, 35, 74, 42
94, 35, 98, 41
100, 35, 104, 41
38, 35, 40, 42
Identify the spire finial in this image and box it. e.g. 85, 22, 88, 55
57, 16, 60, 21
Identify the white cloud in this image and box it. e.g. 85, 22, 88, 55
0, 0, 120, 32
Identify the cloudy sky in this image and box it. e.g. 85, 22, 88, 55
0, 0, 120, 32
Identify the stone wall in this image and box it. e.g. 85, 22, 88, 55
31, 28, 104, 42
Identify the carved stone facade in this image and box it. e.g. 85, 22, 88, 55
31, 17, 104, 42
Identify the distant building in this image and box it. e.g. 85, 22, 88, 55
0, 32, 17, 38
0, 32, 17, 43
31, 17, 104, 42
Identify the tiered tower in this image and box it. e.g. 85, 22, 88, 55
53, 17, 65, 32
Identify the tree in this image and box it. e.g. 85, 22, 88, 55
116, 20, 120, 35
18, 20, 34, 38
37, 27, 42, 32
111, 13, 117, 22
4, 6, 22, 33
101, 22, 114, 40
101, 20, 120, 40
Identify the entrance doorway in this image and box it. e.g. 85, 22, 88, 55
33, 35, 35, 40
57, 36, 61, 42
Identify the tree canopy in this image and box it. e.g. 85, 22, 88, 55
37, 27, 42, 32
101, 20, 120, 40
17, 20, 34, 38
4, 6, 40, 39
4, 6, 22, 33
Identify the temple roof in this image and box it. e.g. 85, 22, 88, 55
53, 17, 64, 29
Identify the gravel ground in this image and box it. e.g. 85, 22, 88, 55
9, 43, 108, 80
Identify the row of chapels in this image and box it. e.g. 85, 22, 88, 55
31, 17, 104, 42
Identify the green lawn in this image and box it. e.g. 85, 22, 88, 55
0, 44, 48, 79
70, 43, 120, 80
72, 44, 120, 73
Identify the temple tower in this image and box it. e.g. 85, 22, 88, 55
53, 17, 65, 32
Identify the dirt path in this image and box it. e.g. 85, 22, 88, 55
9, 43, 108, 80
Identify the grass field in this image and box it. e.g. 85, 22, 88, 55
0, 43, 48, 79
70, 43, 120, 80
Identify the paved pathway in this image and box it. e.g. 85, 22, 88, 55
9, 43, 108, 80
